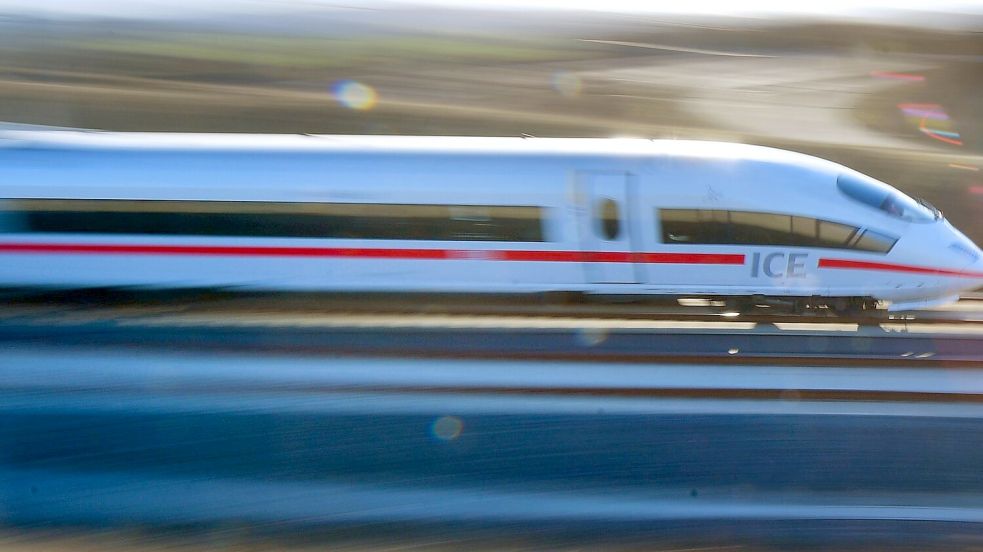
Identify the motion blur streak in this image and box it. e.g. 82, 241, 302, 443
2, 346, 983, 548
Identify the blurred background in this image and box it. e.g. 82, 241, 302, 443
0, 0, 981, 238
0, 2, 982, 551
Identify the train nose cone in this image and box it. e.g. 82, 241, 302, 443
967, 247, 983, 293
948, 237, 983, 293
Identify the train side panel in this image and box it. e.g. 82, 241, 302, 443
0, 150, 607, 292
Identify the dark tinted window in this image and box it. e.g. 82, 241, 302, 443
817, 220, 857, 248
730, 211, 792, 246
791, 216, 818, 246
661, 209, 730, 244
853, 229, 898, 253
1, 199, 545, 242
659, 208, 895, 253
597, 198, 621, 240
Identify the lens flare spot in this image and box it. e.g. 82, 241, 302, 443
897, 103, 962, 146
551, 71, 582, 97
431, 416, 463, 441
331, 80, 378, 110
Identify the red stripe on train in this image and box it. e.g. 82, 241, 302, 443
0, 243, 745, 265
6, 244, 979, 278
819, 258, 983, 278
0, 243, 451, 259
638, 252, 744, 264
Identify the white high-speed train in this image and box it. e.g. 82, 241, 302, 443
0, 130, 980, 311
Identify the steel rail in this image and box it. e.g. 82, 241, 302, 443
1, 291, 981, 326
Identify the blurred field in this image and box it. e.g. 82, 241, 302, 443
0, 12, 978, 138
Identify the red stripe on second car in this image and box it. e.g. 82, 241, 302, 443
638, 252, 745, 265
501, 250, 588, 262
819, 258, 983, 278
0, 242, 746, 265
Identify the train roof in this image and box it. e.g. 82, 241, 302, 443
0, 129, 840, 172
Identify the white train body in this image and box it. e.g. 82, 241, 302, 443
0, 131, 980, 311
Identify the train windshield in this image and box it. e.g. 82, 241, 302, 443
836, 172, 938, 222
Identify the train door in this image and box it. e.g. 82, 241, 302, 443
576, 171, 639, 283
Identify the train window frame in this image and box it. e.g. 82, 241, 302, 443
0, 199, 547, 242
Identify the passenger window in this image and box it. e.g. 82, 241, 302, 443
817, 220, 857, 247
597, 198, 621, 240
730, 211, 792, 246
791, 216, 817, 246
695, 209, 731, 244
3, 199, 547, 242
660, 208, 730, 244
660, 209, 698, 242
658, 208, 886, 253
853, 229, 898, 253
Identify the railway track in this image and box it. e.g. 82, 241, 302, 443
0, 314, 979, 366
0, 291, 980, 365
1, 290, 981, 327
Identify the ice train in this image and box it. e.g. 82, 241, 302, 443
0, 130, 980, 311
